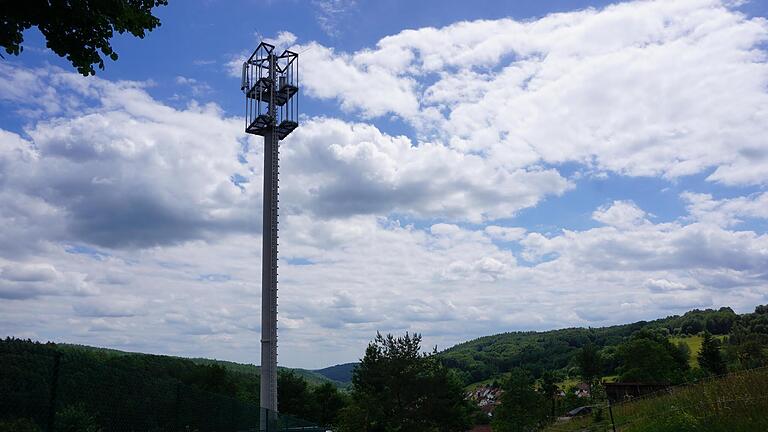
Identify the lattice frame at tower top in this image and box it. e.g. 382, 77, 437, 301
241, 42, 299, 140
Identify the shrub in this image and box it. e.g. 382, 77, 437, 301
56, 405, 99, 432
0, 418, 41, 432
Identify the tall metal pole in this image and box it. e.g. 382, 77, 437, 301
260, 52, 279, 423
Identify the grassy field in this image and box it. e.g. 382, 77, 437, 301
543, 367, 768, 432
669, 335, 726, 368
670, 335, 704, 367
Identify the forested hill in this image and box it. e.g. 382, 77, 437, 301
6, 305, 762, 391
438, 306, 754, 385
314, 363, 357, 383
57, 343, 345, 388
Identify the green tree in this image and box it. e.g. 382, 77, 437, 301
55, 405, 99, 432
188, 364, 238, 396
577, 342, 602, 398
681, 318, 705, 335
617, 329, 688, 383
312, 382, 346, 427
676, 341, 691, 365
278, 370, 316, 421
0, 0, 168, 75
737, 339, 767, 369
698, 332, 727, 375
539, 371, 559, 418
339, 332, 471, 432
492, 368, 546, 432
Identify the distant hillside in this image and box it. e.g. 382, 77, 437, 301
1, 338, 347, 430
437, 307, 741, 385
49, 305, 763, 391
314, 362, 357, 384
58, 343, 344, 388
189, 358, 343, 388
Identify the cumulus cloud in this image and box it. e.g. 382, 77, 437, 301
298, 0, 768, 184
0, 64, 262, 250
264, 31, 298, 50
522, 200, 768, 281
0, 62, 572, 256
225, 31, 299, 78
682, 191, 768, 227
283, 117, 571, 222
644, 278, 690, 292
1, 0, 768, 368
0, 262, 95, 299
592, 200, 649, 228
484, 226, 527, 242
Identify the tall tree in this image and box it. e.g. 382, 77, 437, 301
736, 339, 767, 369
698, 332, 727, 375
539, 371, 559, 419
577, 342, 602, 391
339, 332, 471, 432
492, 368, 546, 432
676, 341, 691, 366
278, 370, 316, 421
0, 0, 168, 75
617, 329, 689, 383
312, 382, 346, 427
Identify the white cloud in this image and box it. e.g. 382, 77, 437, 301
592, 200, 649, 228
175, 76, 212, 96
312, 0, 357, 37
644, 278, 690, 292
1, 0, 768, 368
298, 0, 768, 184
682, 191, 768, 227
264, 31, 298, 50
0, 262, 95, 299
484, 226, 527, 242
225, 31, 300, 79
283, 117, 571, 222
0, 64, 261, 249
299, 44, 421, 117
521, 215, 768, 277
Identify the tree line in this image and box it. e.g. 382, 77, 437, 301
2, 304, 767, 431
438, 306, 759, 385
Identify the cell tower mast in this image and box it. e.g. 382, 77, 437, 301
241, 42, 299, 430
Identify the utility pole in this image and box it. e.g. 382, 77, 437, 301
241, 42, 299, 431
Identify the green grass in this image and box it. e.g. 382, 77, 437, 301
670, 335, 704, 367
464, 377, 498, 391
558, 377, 583, 390
669, 335, 726, 368
543, 367, 768, 432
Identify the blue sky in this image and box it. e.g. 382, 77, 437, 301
1, 0, 768, 368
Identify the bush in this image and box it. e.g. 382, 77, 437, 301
591, 406, 604, 422
55, 405, 99, 432
0, 418, 41, 432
